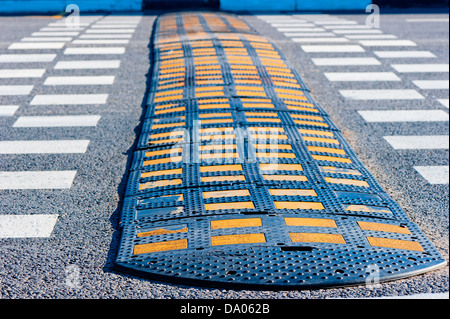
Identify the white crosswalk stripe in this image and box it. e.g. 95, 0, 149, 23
414, 166, 449, 184
340, 90, 425, 100
358, 110, 449, 122
0, 215, 59, 238
13, 115, 101, 127
391, 64, 449, 73
0, 140, 90, 154
44, 76, 115, 85
413, 80, 449, 90
30, 94, 109, 105
374, 51, 436, 58
383, 135, 449, 149
0, 171, 77, 190
324, 72, 401, 82
0, 105, 19, 116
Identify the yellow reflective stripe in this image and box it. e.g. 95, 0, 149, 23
141, 168, 182, 178
139, 179, 182, 190
320, 166, 362, 176
256, 152, 296, 159
253, 144, 292, 150
302, 136, 340, 144
137, 227, 188, 238
312, 155, 352, 163
358, 221, 411, 235
201, 176, 245, 183
260, 163, 303, 171
294, 120, 328, 127
298, 129, 335, 137
285, 218, 337, 228
367, 237, 424, 252
325, 177, 369, 187
263, 175, 308, 182
211, 233, 266, 246
134, 239, 188, 255
151, 122, 185, 130
275, 201, 324, 210
205, 201, 255, 211
346, 205, 392, 214
211, 218, 262, 230
203, 189, 250, 199
199, 152, 238, 160
145, 148, 182, 157
269, 189, 317, 196
290, 233, 346, 244
143, 156, 182, 166
200, 164, 242, 172
307, 146, 346, 155
154, 106, 186, 115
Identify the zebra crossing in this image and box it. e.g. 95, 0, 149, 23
0, 13, 142, 239
257, 13, 449, 186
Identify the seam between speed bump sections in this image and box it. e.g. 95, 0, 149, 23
114, 12, 446, 290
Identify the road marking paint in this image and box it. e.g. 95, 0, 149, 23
48, 22, 91, 27
292, 38, 349, 43
0, 85, 34, 95
71, 39, 129, 44
44, 76, 115, 85
413, 80, 449, 89
13, 115, 101, 127
64, 47, 125, 55
30, 94, 108, 105
333, 29, 383, 34
315, 20, 358, 25
0, 105, 19, 116
85, 29, 136, 33
284, 32, 336, 37
358, 110, 449, 122
324, 72, 401, 82
340, 89, 425, 100
391, 64, 449, 73
0, 69, 46, 78
301, 45, 365, 52
0, 140, 90, 154
0, 215, 59, 238
0, 54, 56, 63
54, 60, 121, 69
271, 23, 315, 27
40, 27, 84, 32
90, 24, 138, 28
438, 99, 449, 108
414, 166, 449, 184
383, 135, 449, 149
312, 57, 380, 66
359, 40, 417, 46
21, 37, 73, 42
0, 171, 77, 189
31, 32, 79, 36
345, 34, 398, 39
8, 42, 66, 49
374, 51, 436, 58
324, 25, 371, 29
277, 27, 326, 32
79, 34, 133, 39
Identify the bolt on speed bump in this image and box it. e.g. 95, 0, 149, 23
114, 12, 446, 290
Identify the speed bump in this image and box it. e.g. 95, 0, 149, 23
115, 12, 446, 289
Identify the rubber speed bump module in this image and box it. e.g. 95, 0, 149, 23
114, 12, 446, 290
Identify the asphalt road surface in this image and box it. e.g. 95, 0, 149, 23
0, 10, 448, 299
